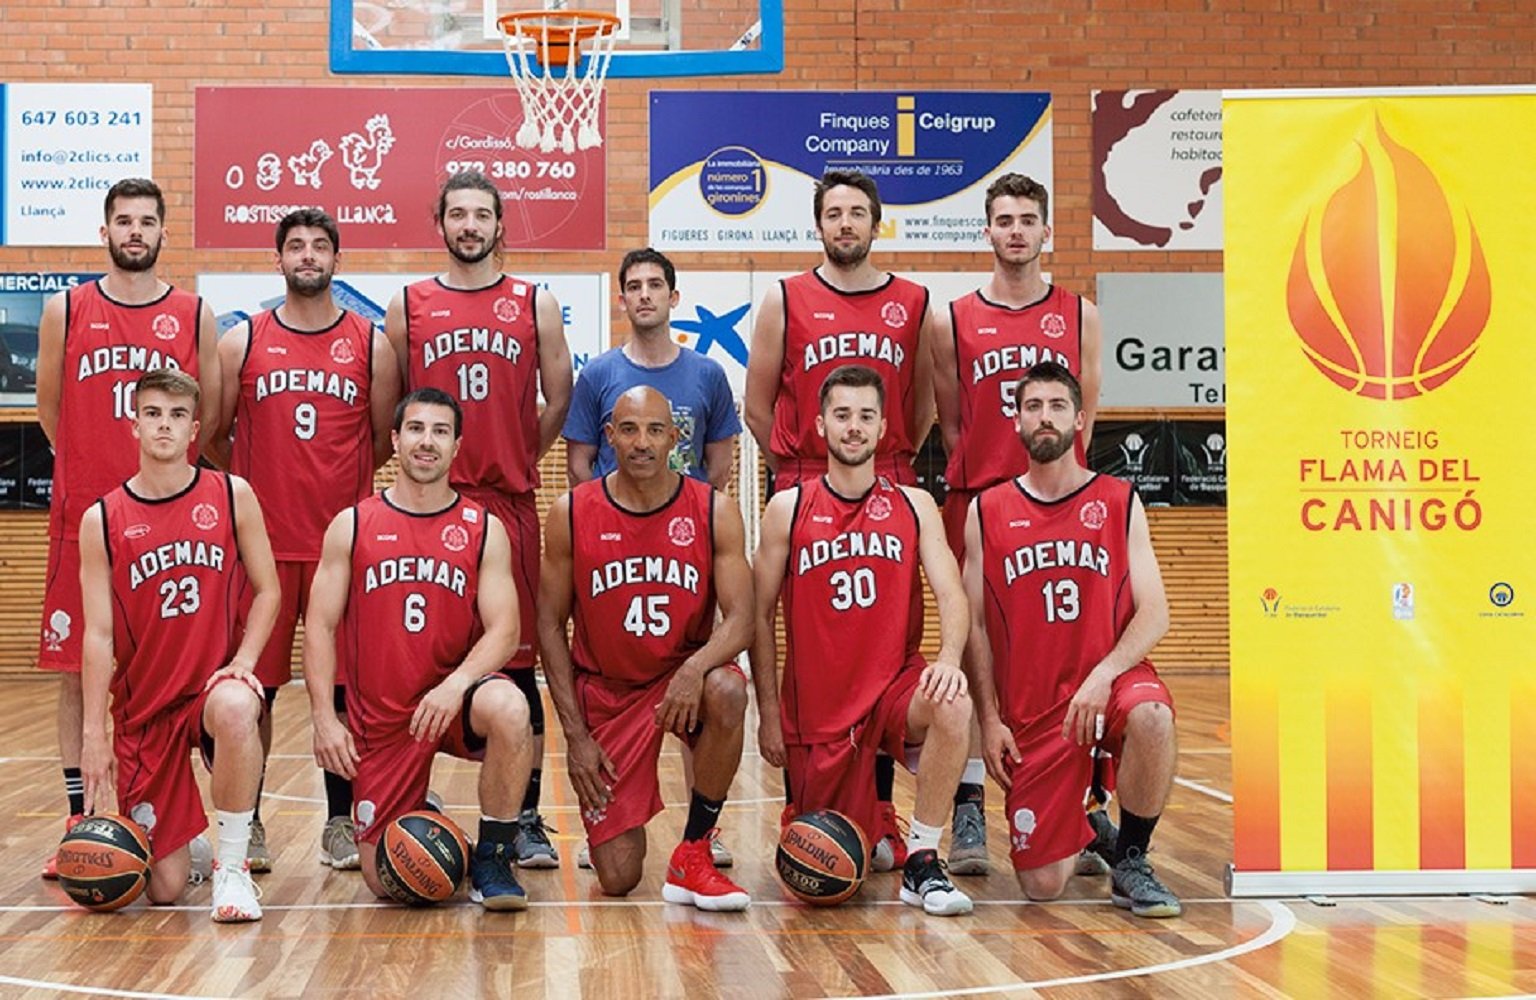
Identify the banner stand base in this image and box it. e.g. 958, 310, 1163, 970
1227, 864, 1536, 897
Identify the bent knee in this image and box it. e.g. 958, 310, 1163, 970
933, 690, 973, 733
702, 668, 748, 721
477, 680, 531, 731
1126, 700, 1175, 739
205, 685, 261, 736
1017, 867, 1070, 901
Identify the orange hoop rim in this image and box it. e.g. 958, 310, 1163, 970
497, 10, 622, 45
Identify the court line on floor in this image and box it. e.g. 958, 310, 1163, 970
0, 974, 229, 1000
838, 899, 1296, 999
1174, 776, 1234, 803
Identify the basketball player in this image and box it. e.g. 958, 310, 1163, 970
752, 364, 973, 917
539, 386, 753, 911
566, 248, 739, 490
385, 170, 571, 869
743, 169, 936, 869
78, 369, 278, 921
35, 178, 220, 880
303, 388, 535, 911
211, 208, 401, 873
563, 247, 741, 869
931, 173, 1104, 876
964, 362, 1181, 918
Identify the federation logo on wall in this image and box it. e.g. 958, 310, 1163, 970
1287, 117, 1490, 400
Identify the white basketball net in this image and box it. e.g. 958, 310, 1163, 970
500, 14, 618, 155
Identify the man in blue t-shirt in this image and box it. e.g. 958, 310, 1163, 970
564, 248, 741, 490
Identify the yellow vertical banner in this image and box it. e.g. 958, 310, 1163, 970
1225, 88, 1536, 894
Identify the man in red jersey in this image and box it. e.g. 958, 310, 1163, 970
386, 170, 570, 870
965, 362, 1180, 918
744, 169, 936, 867
931, 173, 1105, 877
210, 208, 401, 873
539, 386, 753, 911
303, 388, 535, 911
752, 364, 974, 917
79, 368, 279, 922
35, 178, 220, 879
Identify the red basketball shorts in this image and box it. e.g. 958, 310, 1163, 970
574, 662, 746, 848
466, 488, 539, 671
238, 559, 317, 688
38, 533, 84, 672
1003, 662, 1173, 872
783, 659, 924, 854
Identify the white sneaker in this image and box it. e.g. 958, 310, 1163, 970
576, 843, 592, 869
211, 860, 263, 922
187, 834, 214, 886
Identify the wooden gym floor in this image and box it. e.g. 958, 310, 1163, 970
0, 674, 1530, 999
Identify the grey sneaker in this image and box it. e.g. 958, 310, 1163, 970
947, 801, 989, 875
576, 843, 592, 869
1110, 848, 1182, 918
246, 817, 272, 873
899, 849, 973, 916
511, 810, 560, 869
1076, 807, 1118, 876
710, 833, 734, 869
188, 833, 214, 886
319, 816, 361, 870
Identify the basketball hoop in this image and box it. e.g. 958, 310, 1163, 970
498, 10, 621, 155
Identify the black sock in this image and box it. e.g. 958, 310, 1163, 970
324, 768, 353, 820
63, 767, 84, 816
953, 782, 984, 808
875, 753, 895, 802
479, 817, 518, 848
520, 769, 542, 814
683, 790, 725, 843
254, 773, 265, 822
783, 768, 794, 807
1114, 808, 1161, 865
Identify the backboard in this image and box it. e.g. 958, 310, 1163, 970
330, 0, 783, 77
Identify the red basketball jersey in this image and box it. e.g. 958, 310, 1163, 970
404, 276, 542, 494
53, 281, 202, 540
99, 469, 240, 732
977, 474, 1143, 729
231, 310, 375, 561
769, 271, 928, 468
779, 475, 920, 744
340, 492, 488, 744
945, 286, 1084, 491
570, 475, 717, 687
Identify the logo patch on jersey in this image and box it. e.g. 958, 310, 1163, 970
462, 507, 479, 524
1040, 312, 1067, 338
1078, 499, 1108, 530
668, 516, 696, 547
1008, 518, 1031, 529
43, 609, 72, 651
811, 515, 833, 524
130, 802, 158, 836
90, 322, 110, 331
375, 533, 398, 542
866, 493, 893, 522
600, 532, 622, 541
814, 311, 836, 321
977, 326, 999, 336
493, 296, 521, 324
329, 338, 358, 365
881, 301, 909, 328
430, 309, 452, 318
1011, 807, 1037, 853
151, 313, 181, 341
191, 502, 220, 531
124, 523, 152, 540
265, 344, 289, 355
441, 523, 470, 553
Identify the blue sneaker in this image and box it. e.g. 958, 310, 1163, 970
470, 842, 529, 912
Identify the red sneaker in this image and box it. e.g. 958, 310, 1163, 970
871, 802, 908, 872
41, 813, 84, 880
662, 833, 750, 912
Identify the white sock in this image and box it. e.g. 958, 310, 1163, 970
907, 818, 943, 855
961, 759, 986, 786
216, 809, 255, 869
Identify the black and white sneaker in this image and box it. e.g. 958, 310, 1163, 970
899, 848, 973, 916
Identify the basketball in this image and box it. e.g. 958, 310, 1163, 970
775, 810, 868, 906
375, 810, 471, 906
56, 814, 153, 913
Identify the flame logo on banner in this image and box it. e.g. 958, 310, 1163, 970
1286, 118, 1491, 399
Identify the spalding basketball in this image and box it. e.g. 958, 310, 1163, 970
776, 810, 868, 906
376, 810, 471, 906
57, 814, 153, 912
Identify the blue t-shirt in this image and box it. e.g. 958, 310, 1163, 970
563, 345, 741, 480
